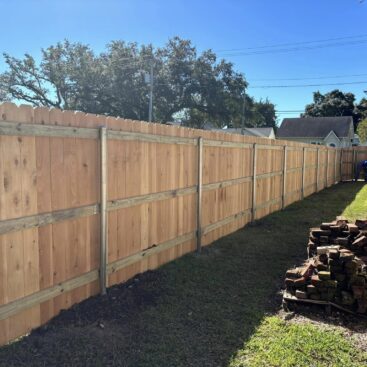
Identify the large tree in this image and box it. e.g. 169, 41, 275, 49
357, 118, 367, 143
0, 37, 276, 128
355, 97, 367, 122
304, 89, 367, 129
248, 98, 277, 128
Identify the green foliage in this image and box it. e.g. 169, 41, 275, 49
356, 99, 367, 123
0, 37, 276, 128
305, 89, 356, 117
304, 89, 367, 128
248, 98, 277, 128
357, 118, 367, 143
230, 316, 367, 367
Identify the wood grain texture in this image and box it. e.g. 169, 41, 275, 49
0, 103, 346, 346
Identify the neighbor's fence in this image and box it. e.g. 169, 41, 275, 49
340, 146, 367, 181
0, 103, 342, 345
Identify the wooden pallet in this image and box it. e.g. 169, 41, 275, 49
282, 291, 358, 315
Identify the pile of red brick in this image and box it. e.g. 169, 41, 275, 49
285, 217, 367, 314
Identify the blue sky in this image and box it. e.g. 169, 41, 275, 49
0, 0, 366, 123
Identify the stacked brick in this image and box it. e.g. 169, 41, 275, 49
285, 217, 367, 314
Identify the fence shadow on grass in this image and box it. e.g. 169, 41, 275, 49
0, 182, 364, 367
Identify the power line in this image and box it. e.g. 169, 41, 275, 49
91, 34, 367, 75
90, 36, 367, 112
97, 34, 367, 70
109, 65, 367, 90
115, 59, 367, 85
148, 79, 367, 90
217, 39, 367, 57
106, 54, 153, 64
113, 62, 367, 90
249, 80, 367, 89
214, 34, 367, 53
248, 73, 367, 82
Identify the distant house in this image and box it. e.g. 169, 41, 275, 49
277, 116, 354, 147
166, 121, 218, 130
166, 121, 275, 139
213, 127, 275, 139
352, 134, 367, 147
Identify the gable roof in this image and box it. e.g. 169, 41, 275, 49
277, 116, 353, 138
323, 130, 341, 143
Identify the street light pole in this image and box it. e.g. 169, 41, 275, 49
148, 63, 154, 122
241, 96, 246, 134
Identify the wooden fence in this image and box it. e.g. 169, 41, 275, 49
340, 146, 367, 181
0, 103, 344, 345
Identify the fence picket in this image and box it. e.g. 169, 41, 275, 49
0, 103, 355, 346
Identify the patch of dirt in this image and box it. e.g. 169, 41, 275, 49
57, 270, 162, 323
0, 270, 167, 366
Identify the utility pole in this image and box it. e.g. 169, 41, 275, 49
148, 62, 154, 122
241, 96, 246, 134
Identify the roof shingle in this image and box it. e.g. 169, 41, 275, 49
277, 116, 353, 138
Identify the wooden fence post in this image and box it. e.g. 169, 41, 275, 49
316, 147, 320, 192
325, 149, 329, 187
334, 149, 337, 184
352, 149, 356, 181
99, 126, 108, 295
251, 143, 257, 221
196, 137, 203, 253
340, 149, 343, 182
301, 147, 306, 199
282, 145, 287, 208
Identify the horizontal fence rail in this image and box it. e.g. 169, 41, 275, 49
0, 158, 337, 237
0, 120, 99, 139
0, 102, 351, 346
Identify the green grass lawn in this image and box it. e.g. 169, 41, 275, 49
230, 182, 367, 367
1, 182, 367, 367
342, 183, 367, 221
229, 316, 366, 367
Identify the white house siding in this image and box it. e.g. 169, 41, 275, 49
279, 135, 353, 148
279, 137, 326, 146
324, 133, 340, 147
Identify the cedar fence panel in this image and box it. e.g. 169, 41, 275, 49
0, 102, 346, 345
341, 148, 354, 180
353, 147, 367, 180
